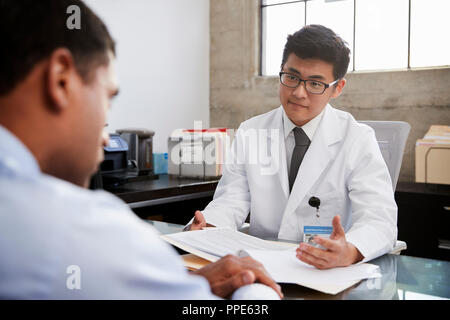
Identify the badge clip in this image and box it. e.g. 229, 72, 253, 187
308, 196, 321, 218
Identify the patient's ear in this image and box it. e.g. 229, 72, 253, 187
45, 48, 78, 113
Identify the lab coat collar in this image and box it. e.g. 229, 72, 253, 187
282, 104, 344, 218
266, 107, 290, 198
264, 105, 343, 201
282, 107, 325, 142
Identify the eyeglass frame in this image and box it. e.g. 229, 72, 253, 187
279, 71, 340, 95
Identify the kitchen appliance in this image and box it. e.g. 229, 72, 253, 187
93, 129, 157, 190
116, 128, 155, 176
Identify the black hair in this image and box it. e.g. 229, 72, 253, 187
0, 0, 116, 95
281, 24, 350, 80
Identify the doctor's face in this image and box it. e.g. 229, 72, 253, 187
279, 53, 346, 127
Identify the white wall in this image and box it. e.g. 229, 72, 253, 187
84, 0, 210, 153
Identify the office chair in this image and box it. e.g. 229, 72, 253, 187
359, 120, 411, 255
358, 121, 411, 191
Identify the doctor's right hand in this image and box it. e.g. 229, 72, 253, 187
188, 210, 216, 231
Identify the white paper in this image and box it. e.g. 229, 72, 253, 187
162, 228, 292, 260
161, 228, 381, 295
239, 248, 381, 285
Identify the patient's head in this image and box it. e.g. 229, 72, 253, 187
0, 0, 119, 187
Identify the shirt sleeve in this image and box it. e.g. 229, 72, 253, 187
62, 193, 220, 299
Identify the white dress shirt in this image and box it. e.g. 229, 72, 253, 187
283, 108, 324, 174
0, 125, 217, 299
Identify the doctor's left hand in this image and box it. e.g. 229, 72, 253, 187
295, 215, 364, 269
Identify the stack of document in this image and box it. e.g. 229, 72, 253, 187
162, 228, 381, 295
167, 128, 231, 178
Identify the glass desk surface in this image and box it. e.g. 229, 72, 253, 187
146, 220, 450, 300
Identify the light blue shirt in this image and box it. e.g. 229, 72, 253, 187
0, 125, 217, 299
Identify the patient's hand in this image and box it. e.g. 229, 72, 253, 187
188, 211, 215, 231
193, 255, 283, 299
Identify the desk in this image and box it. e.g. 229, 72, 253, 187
106, 177, 449, 260
108, 174, 219, 209
147, 220, 450, 300
105, 174, 219, 223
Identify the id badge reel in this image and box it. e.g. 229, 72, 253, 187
303, 196, 332, 249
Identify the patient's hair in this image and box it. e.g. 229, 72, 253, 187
0, 0, 116, 95
281, 24, 350, 80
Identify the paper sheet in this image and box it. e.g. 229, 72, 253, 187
162, 228, 381, 295
240, 247, 380, 282
162, 228, 292, 262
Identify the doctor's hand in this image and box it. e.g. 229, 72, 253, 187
296, 215, 364, 270
193, 254, 283, 299
188, 211, 216, 231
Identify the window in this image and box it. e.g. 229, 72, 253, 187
261, 1, 305, 75
410, 0, 450, 68
261, 0, 450, 76
307, 0, 354, 71
355, 0, 409, 70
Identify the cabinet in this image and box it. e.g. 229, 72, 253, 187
395, 182, 450, 261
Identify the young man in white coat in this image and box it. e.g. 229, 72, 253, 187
187, 25, 398, 270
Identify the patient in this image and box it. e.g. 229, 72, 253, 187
0, 0, 282, 299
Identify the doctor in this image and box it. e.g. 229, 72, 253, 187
187, 25, 397, 269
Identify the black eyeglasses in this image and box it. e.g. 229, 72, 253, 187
279, 72, 339, 95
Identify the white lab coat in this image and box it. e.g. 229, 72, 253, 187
201, 104, 398, 262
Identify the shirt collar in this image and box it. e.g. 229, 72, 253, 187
282, 106, 325, 141
0, 125, 41, 177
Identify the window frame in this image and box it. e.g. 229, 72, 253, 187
260, 0, 417, 76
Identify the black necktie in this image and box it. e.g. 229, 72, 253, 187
289, 127, 310, 192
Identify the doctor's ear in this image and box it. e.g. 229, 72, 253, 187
45, 48, 78, 113
330, 78, 346, 99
